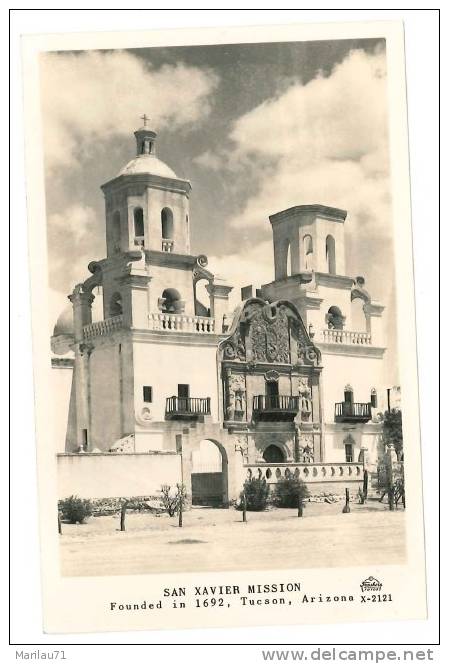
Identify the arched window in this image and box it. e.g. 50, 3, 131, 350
161, 207, 174, 239
370, 388, 378, 408
263, 444, 285, 464
134, 207, 144, 239
286, 241, 292, 277
327, 305, 345, 330
110, 292, 123, 317
303, 234, 313, 271
112, 211, 121, 252
325, 235, 336, 274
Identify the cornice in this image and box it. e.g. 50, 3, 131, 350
51, 357, 75, 369
317, 343, 386, 359
130, 328, 226, 347
101, 172, 191, 197
314, 272, 354, 289
145, 250, 198, 270
269, 204, 347, 225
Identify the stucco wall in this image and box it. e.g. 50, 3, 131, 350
132, 338, 219, 426
89, 343, 123, 450
319, 351, 384, 422
51, 365, 75, 453
57, 452, 181, 499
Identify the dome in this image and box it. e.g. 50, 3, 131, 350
53, 304, 74, 337
118, 154, 177, 179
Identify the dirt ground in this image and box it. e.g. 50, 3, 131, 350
59, 500, 406, 577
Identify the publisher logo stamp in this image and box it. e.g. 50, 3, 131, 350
360, 576, 383, 593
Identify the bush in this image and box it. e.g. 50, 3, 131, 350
236, 477, 270, 511
59, 495, 93, 524
273, 476, 310, 508
160, 484, 187, 517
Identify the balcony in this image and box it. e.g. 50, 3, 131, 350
165, 396, 211, 420
334, 401, 372, 423
252, 395, 300, 422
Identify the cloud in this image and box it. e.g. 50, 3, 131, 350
222, 48, 390, 236
192, 150, 222, 170
207, 240, 274, 310
203, 47, 397, 381
205, 47, 393, 302
47, 204, 104, 294
40, 50, 219, 170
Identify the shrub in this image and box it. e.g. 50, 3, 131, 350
59, 495, 93, 524
273, 476, 310, 508
236, 477, 270, 511
160, 484, 187, 517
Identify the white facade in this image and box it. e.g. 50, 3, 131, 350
52, 125, 391, 503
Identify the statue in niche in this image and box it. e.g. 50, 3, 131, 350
226, 373, 246, 420
298, 377, 312, 421
235, 435, 249, 462
298, 435, 314, 463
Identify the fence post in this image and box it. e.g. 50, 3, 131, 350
386, 443, 396, 511
242, 493, 247, 523
363, 469, 369, 501
120, 501, 128, 531
178, 499, 183, 527
342, 488, 350, 513
297, 494, 303, 517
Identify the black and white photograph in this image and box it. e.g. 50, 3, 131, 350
17, 16, 430, 636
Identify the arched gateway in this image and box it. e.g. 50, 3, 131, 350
191, 439, 228, 507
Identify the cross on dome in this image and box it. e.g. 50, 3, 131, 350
140, 114, 150, 127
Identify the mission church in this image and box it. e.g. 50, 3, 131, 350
52, 119, 388, 505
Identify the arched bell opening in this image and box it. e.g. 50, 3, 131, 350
109, 292, 123, 317
326, 305, 345, 330
325, 235, 336, 274
160, 288, 184, 314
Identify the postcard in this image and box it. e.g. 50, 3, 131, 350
21, 19, 426, 633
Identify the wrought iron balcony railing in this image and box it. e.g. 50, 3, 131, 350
334, 401, 372, 423
252, 395, 300, 421
165, 396, 211, 420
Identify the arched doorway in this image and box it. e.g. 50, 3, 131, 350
263, 444, 285, 463
191, 439, 228, 507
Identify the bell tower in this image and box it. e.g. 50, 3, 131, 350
101, 115, 192, 260
270, 204, 347, 279
100, 119, 199, 320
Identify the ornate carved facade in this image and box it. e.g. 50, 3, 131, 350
218, 298, 323, 463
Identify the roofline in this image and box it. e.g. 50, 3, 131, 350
269, 204, 347, 224
101, 172, 192, 195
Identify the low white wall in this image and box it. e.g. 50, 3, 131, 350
57, 452, 181, 499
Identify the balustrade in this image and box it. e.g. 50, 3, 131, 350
161, 239, 174, 252
149, 312, 215, 334
320, 329, 372, 345
244, 462, 363, 483
83, 315, 124, 340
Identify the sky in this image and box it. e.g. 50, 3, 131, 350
40, 38, 398, 381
